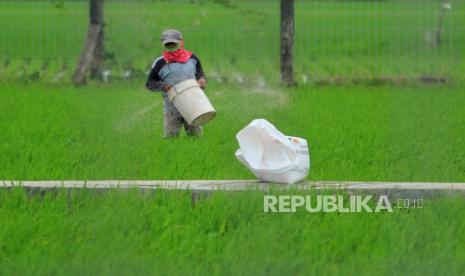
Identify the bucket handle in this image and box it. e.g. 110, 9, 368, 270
171, 82, 201, 95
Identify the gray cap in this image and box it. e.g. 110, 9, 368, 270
160, 29, 183, 45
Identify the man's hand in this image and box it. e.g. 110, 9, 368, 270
162, 83, 171, 93
198, 77, 207, 89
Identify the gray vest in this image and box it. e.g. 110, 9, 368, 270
159, 58, 198, 87
160, 58, 198, 104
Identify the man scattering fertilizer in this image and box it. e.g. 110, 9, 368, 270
146, 29, 207, 138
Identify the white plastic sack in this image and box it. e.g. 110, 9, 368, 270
235, 119, 310, 184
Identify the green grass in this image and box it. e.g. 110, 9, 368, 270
0, 0, 464, 80
1, 82, 464, 182
1, 187, 465, 275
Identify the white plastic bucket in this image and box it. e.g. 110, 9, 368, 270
167, 79, 216, 127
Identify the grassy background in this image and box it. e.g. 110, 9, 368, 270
1, 188, 465, 275
0, 0, 464, 81
1, 82, 464, 182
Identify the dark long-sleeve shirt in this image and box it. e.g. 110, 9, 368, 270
145, 54, 205, 92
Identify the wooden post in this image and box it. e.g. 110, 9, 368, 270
73, 0, 104, 85
280, 0, 294, 86
434, 0, 451, 48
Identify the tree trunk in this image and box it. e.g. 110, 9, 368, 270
90, 0, 104, 79
73, 0, 104, 85
72, 24, 102, 85
281, 0, 294, 86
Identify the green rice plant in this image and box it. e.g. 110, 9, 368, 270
0, 82, 464, 181
1, 187, 465, 275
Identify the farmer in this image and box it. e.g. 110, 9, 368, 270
146, 29, 207, 138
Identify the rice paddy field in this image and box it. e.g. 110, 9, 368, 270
1, 0, 465, 275
1, 188, 465, 275
1, 0, 464, 81
1, 82, 465, 182
1, 81, 465, 274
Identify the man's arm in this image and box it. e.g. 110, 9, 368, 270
145, 57, 168, 92
191, 54, 207, 89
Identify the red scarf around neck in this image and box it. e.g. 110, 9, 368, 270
163, 40, 192, 63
